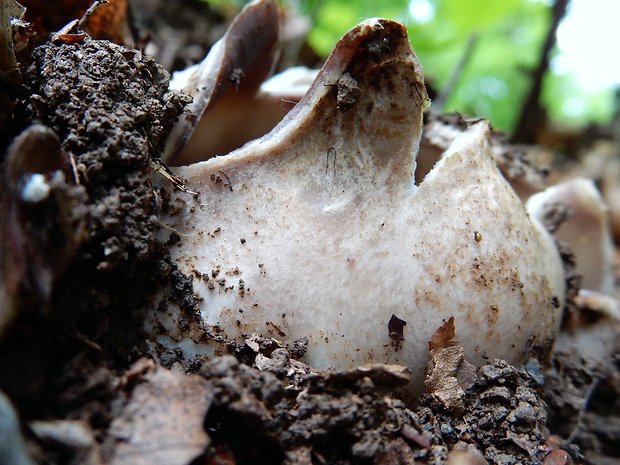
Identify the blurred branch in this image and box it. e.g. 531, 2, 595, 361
434, 33, 479, 112
511, 0, 570, 144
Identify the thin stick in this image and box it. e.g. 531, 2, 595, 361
78, 0, 110, 30
434, 33, 479, 112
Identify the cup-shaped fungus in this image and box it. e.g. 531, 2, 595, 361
147, 16, 566, 389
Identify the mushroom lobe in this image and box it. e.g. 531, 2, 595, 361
149, 19, 565, 388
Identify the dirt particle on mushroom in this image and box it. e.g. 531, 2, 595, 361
336, 72, 360, 111
388, 314, 407, 341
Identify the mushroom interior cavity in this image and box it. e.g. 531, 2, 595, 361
148, 18, 566, 388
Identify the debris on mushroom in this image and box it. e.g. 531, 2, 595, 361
147, 16, 566, 391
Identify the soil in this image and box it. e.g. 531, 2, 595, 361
0, 2, 618, 465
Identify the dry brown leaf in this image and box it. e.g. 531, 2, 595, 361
106, 369, 213, 465
425, 317, 477, 412
83, 0, 127, 44
428, 317, 457, 354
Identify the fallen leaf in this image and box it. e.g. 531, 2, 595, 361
428, 317, 457, 354
106, 369, 213, 465
83, 0, 126, 44
425, 318, 476, 412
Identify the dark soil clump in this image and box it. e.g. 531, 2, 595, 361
196, 350, 558, 465
0, 34, 193, 426
23, 36, 188, 275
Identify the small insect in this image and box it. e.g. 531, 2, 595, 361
474, 231, 483, 243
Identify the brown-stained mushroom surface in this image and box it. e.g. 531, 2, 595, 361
0, 1, 618, 464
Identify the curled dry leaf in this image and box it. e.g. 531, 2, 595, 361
148, 17, 566, 390
0, 125, 85, 336
165, 0, 280, 164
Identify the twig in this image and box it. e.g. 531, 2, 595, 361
78, 0, 110, 30
434, 33, 479, 112
150, 158, 197, 196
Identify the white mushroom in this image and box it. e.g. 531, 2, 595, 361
527, 177, 619, 368
527, 177, 615, 295
148, 18, 566, 389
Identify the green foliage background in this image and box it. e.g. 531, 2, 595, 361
208, 0, 614, 133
